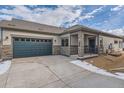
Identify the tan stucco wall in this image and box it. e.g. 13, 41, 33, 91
100, 35, 123, 53
71, 35, 78, 45
3, 29, 61, 46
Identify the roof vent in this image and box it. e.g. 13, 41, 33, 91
8, 24, 16, 26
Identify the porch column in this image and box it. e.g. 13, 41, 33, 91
78, 31, 84, 57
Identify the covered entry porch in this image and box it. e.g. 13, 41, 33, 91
70, 31, 99, 59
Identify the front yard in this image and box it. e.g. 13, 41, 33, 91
86, 54, 124, 72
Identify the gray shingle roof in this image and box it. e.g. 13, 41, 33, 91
0, 18, 65, 35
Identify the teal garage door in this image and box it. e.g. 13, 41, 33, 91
13, 37, 52, 58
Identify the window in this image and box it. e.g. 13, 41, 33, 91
119, 41, 122, 48
48, 40, 52, 42
40, 39, 43, 42
61, 38, 68, 47
31, 39, 35, 42
21, 38, 25, 41
36, 39, 40, 42
114, 40, 118, 44
65, 39, 68, 46
62, 39, 64, 46
99, 38, 103, 48
26, 38, 30, 41
42, 40, 46, 42
45, 40, 47, 42
14, 38, 20, 41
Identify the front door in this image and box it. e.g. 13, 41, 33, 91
89, 38, 95, 53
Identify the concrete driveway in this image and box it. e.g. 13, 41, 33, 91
0, 55, 124, 88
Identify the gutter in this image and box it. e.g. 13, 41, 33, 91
1, 28, 3, 45
2, 27, 60, 36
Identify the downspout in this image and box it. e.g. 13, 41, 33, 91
69, 34, 71, 56
0, 28, 3, 60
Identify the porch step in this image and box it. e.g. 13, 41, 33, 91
70, 54, 98, 60
77, 54, 98, 60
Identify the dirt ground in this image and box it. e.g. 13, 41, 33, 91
85, 54, 124, 72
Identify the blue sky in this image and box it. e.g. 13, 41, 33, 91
0, 5, 124, 35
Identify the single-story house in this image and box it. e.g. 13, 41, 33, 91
0, 19, 123, 59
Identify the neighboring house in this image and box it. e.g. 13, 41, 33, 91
0, 19, 123, 60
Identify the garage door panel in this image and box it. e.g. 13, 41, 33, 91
13, 38, 52, 58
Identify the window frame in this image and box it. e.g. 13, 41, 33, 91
99, 37, 103, 48
61, 38, 69, 47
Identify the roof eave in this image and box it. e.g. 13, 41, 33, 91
61, 26, 123, 39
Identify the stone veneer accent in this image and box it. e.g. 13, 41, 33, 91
53, 45, 61, 55
70, 45, 78, 55
78, 31, 84, 57
2, 45, 12, 60
60, 47, 70, 56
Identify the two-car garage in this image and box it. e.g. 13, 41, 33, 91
0, 19, 64, 59
13, 37, 52, 58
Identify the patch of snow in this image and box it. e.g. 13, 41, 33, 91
116, 72, 124, 76
70, 60, 124, 80
0, 60, 11, 75
114, 72, 124, 80
90, 60, 94, 63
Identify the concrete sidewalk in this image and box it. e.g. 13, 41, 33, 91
0, 55, 124, 88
